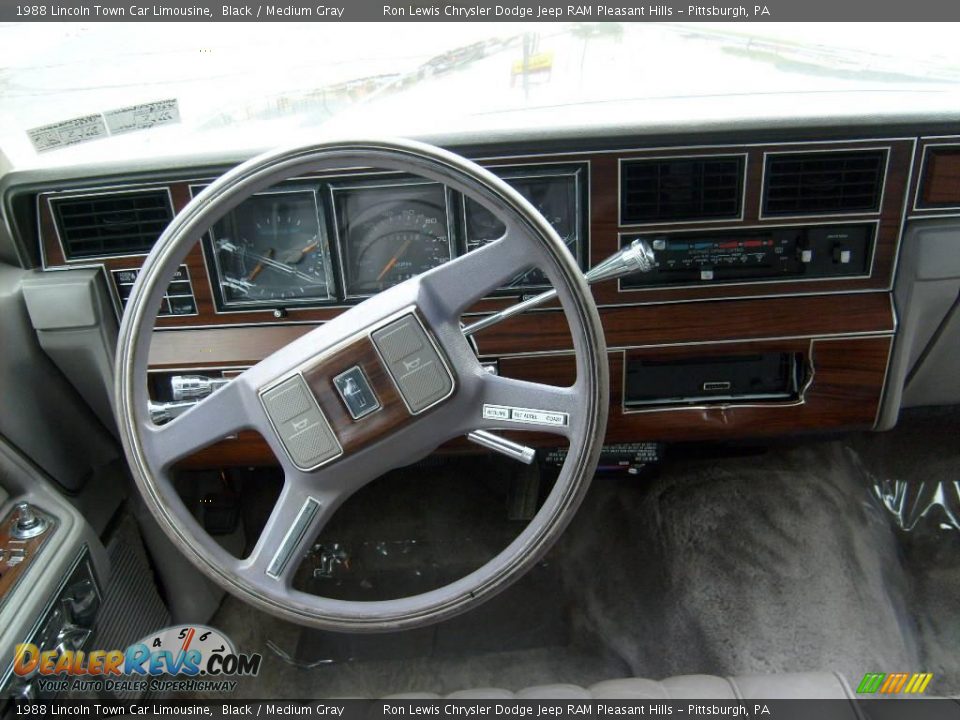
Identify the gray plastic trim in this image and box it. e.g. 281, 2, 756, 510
21, 267, 119, 436
878, 218, 960, 429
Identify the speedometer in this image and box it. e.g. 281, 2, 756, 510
334, 182, 453, 298
205, 188, 336, 310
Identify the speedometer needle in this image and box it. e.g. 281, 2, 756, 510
376, 238, 412, 282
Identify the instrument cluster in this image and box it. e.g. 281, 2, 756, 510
199, 164, 586, 312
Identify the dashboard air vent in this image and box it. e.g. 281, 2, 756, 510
51, 189, 173, 259
621, 156, 744, 224
763, 150, 885, 216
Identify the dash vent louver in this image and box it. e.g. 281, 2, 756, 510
51, 189, 173, 259
763, 150, 886, 216
620, 156, 744, 224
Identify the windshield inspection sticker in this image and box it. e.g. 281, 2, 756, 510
104, 99, 180, 135
27, 114, 108, 153
483, 404, 569, 427
26, 99, 180, 153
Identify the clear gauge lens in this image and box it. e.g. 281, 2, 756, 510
464, 170, 582, 291
336, 183, 452, 298
208, 189, 335, 309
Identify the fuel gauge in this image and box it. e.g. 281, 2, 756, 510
205, 188, 337, 311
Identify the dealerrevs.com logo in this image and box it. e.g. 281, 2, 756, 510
13, 625, 261, 695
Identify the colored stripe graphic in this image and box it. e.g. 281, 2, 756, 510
904, 674, 920, 693
857, 673, 886, 693
892, 673, 909, 693
882, 673, 907, 693
859, 672, 933, 694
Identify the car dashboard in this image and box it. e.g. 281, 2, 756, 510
5, 128, 960, 469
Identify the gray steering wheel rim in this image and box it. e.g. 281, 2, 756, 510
115, 138, 609, 632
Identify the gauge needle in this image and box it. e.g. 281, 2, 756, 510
246, 247, 274, 281
376, 238, 412, 282
275, 241, 319, 265
296, 241, 319, 261
220, 241, 316, 283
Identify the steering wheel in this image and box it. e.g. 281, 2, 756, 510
115, 138, 608, 631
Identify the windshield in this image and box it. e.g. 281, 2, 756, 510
2, 22, 959, 169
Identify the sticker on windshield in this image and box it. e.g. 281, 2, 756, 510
104, 99, 180, 135
483, 404, 569, 427
27, 114, 108, 153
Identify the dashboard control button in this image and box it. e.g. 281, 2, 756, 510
333, 366, 380, 420
168, 296, 197, 315
167, 280, 194, 297
112, 264, 197, 317
113, 269, 138, 284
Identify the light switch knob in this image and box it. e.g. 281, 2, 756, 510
11, 502, 48, 540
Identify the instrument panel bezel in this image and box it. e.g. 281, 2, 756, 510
197, 183, 340, 312
188, 163, 588, 313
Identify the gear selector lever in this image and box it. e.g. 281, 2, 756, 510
462, 238, 656, 337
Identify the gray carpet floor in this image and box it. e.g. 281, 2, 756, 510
214, 594, 627, 698
208, 408, 960, 698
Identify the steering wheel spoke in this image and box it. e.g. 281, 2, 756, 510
419, 230, 541, 319
142, 378, 252, 470
474, 373, 576, 439
242, 474, 345, 584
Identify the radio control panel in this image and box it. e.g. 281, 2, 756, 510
620, 224, 873, 288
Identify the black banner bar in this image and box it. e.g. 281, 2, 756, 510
4, 0, 960, 21
7, 700, 960, 720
